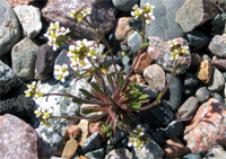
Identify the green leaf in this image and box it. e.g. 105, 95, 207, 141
129, 102, 141, 110
138, 94, 149, 100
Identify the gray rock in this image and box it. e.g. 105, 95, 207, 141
176, 0, 219, 32
186, 31, 210, 49
81, 132, 102, 153
210, 92, 223, 101
143, 64, 166, 91
105, 149, 132, 159
205, 145, 226, 159
42, 0, 116, 39
14, 5, 42, 38
196, 87, 210, 103
184, 73, 199, 87
209, 34, 226, 58
224, 83, 226, 97
183, 153, 202, 159
211, 13, 226, 35
0, 60, 17, 95
0, 0, 21, 56
141, 0, 185, 40
112, 0, 138, 12
127, 31, 142, 54
208, 68, 225, 91
85, 148, 105, 159
133, 137, 164, 159
177, 96, 199, 119
165, 75, 183, 111
35, 44, 58, 80
0, 114, 39, 159
11, 38, 38, 80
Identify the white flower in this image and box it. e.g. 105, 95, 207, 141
25, 81, 43, 98
54, 64, 69, 82
131, 5, 143, 19
69, 7, 91, 23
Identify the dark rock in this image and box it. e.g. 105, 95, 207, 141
163, 120, 184, 138
81, 133, 102, 153
112, 0, 138, 12
211, 13, 226, 35
186, 31, 210, 49
184, 73, 199, 87
210, 92, 223, 101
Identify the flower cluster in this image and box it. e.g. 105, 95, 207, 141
25, 82, 43, 98
168, 39, 190, 61
44, 22, 70, 51
34, 106, 54, 124
68, 39, 102, 71
54, 64, 70, 82
128, 125, 147, 149
70, 7, 91, 23
131, 3, 155, 24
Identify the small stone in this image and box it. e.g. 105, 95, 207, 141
128, 31, 142, 54
177, 96, 199, 119
61, 139, 79, 159
0, 0, 21, 56
212, 57, 226, 71
184, 73, 199, 87
85, 148, 105, 159
114, 17, 133, 41
0, 114, 38, 159
184, 98, 226, 153
112, 0, 138, 12
35, 44, 58, 80
205, 145, 226, 159
208, 68, 225, 91
105, 149, 132, 159
14, 5, 42, 37
209, 34, 226, 58
176, 0, 219, 32
195, 87, 210, 103
164, 139, 189, 158
0, 60, 18, 95
186, 31, 210, 50
11, 38, 38, 80
81, 132, 102, 153
133, 52, 154, 73
77, 119, 89, 145
197, 60, 213, 84
143, 64, 166, 91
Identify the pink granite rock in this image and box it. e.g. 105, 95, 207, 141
184, 98, 226, 153
7, 0, 33, 7
0, 114, 39, 159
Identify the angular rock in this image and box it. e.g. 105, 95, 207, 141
11, 38, 38, 80
0, 114, 38, 159
114, 17, 133, 41
127, 31, 142, 54
0, 60, 17, 95
0, 0, 21, 56
195, 87, 210, 103
42, 0, 116, 39
35, 44, 58, 80
105, 149, 132, 159
14, 5, 42, 37
197, 60, 213, 84
209, 34, 226, 58
208, 68, 225, 91
184, 99, 226, 153
141, 0, 185, 40
176, 0, 219, 32
112, 0, 138, 12
143, 64, 166, 91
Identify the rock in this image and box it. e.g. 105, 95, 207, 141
183, 153, 202, 159
35, 44, 58, 80
211, 13, 226, 35
197, 60, 213, 84
209, 34, 226, 58
163, 120, 184, 138
127, 31, 142, 54
165, 75, 183, 111
177, 96, 199, 119
205, 145, 226, 159
133, 52, 154, 73
195, 87, 210, 103
42, 0, 116, 39
143, 64, 166, 91
186, 31, 210, 50
133, 137, 164, 159
61, 139, 79, 159
105, 149, 132, 159
210, 92, 223, 101
184, 73, 199, 88
112, 0, 138, 12
11, 38, 38, 80
0, 114, 38, 159
190, 53, 202, 70
164, 139, 189, 158
225, 83, 226, 97
0, 60, 18, 95
212, 57, 226, 71
0, 0, 21, 56
81, 133, 102, 153
114, 17, 133, 41
141, 0, 185, 40
208, 68, 225, 91
89, 122, 101, 134
14, 5, 42, 38
176, 0, 219, 32
149, 37, 191, 74
184, 98, 226, 153
67, 125, 81, 139
7, 0, 34, 7
0, 95, 35, 124
85, 148, 105, 159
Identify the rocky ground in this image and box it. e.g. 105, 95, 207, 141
0, 0, 226, 159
